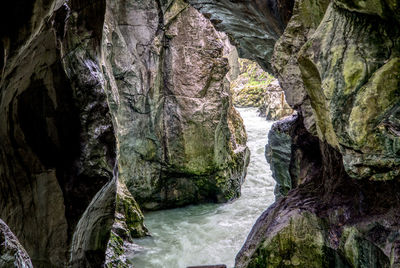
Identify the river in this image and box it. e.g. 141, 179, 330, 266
132, 108, 276, 268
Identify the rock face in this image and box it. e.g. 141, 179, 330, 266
0, 219, 33, 268
0, 0, 249, 265
105, 180, 149, 267
0, 0, 145, 266
257, 80, 294, 120
298, 3, 400, 182
0, 0, 116, 265
103, 0, 249, 210
231, 60, 293, 120
232, 59, 275, 108
189, 0, 400, 266
266, 113, 321, 199
265, 116, 295, 199
1, 0, 399, 266
188, 0, 295, 71
271, 0, 330, 133
237, 139, 400, 267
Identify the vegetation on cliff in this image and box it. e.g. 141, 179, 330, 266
231, 59, 293, 120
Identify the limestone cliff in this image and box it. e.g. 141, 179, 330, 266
0, 0, 145, 266
102, 0, 249, 210
1, 0, 399, 266
0, 0, 249, 266
189, 0, 400, 266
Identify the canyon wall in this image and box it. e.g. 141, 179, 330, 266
189, 0, 400, 267
0, 0, 118, 266
103, 0, 249, 210
0, 0, 249, 266
1, 0, 399, 266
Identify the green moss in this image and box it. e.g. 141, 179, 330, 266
116, 193, 148, 238
105, 232, 128, 268
340, 227, 390, 267
298, 51, 339, 148
247, 212, 329, 268
348, 57, 400, 150
232, 58, 275, 108
343, 47, 366, 95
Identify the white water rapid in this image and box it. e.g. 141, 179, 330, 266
132, 108, 276, 268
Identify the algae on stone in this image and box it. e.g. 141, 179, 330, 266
102, 0, 249, 210
105, 180, 149, 267
231, 59, 293, 120
298, 3, 400, 181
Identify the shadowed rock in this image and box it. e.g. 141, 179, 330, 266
188, 0, 295, 71
0, 219, 33, 268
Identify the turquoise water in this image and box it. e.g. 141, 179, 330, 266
132, 108, 275, 268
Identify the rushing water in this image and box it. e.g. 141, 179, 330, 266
132, 108, 276, 268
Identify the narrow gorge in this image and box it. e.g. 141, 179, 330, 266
0, 0, 399, 267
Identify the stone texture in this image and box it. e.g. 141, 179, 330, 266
271, 0, 330, 133
105, 180, 149, 267
298, 3, 400, 181
231, 60, 293, 120
257, 80, 294, 120
0, 6, 103, 266
0, 0, 147, 266
102, 0, 249, 210
1, 0, 250, 264
69, 178, 116, 267
0, 219, 33, 268
266, 116, 295, 198
231, 59, 275, 108
2, 0, 400, 267
266, 113, 322, 199
188, 0, 295, 71
236, 141, 400, 267
222, 0, 400, 266
220, 33, 241, 83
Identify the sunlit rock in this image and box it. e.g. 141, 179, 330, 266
103, 0, 250, 210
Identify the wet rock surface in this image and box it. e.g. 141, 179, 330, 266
266, 113, 321, 199
231, 1, 399, 267
0, 0, 249, 266
237, 141, 400, 267
0, 219, 33, 268
298, 3, 400, 181
1, 0, 400, 266
0, 0, 146, 266
105, 180, 149, 267
206, 0, 400, 266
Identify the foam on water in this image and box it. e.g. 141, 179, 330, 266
132, 108, 276, 268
